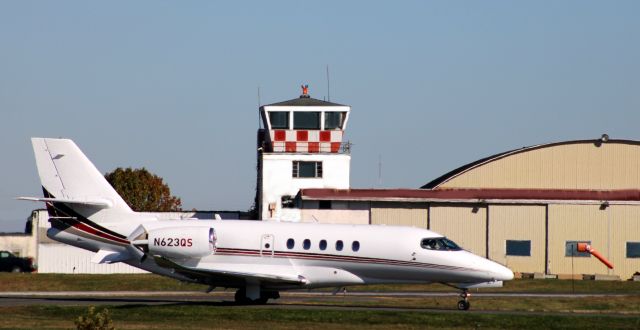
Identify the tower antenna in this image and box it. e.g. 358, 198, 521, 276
326, 65, 331, 102
257, 86, 262, 128
378, 154, 383, 187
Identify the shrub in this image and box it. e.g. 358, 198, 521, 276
74, 306, 115, 330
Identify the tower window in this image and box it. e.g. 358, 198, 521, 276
293, 161, 323, 178
269, 111, 290, 129
325, 112, 346, 130
294, 112, 320, 130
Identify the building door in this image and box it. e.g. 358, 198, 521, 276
260, 234, 275, 257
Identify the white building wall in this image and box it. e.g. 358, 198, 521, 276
260, 153, 350, 221
38, 244, 147, 274
0, 210, 43, 261
0, 235, 36, 259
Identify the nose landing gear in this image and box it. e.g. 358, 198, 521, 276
457, 289, 471, 310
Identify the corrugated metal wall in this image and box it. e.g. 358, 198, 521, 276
439, 142, 640, 189
430, 206, 487, 257
370, 202, 428, 227
38, 244, 147, 274
548, 204, 610, 276
488, 205, 546, 273
369, 202, 640, 279
609, 205, 640, 280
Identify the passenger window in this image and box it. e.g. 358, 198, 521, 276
319, 240, 327, 251
352, 241, 360, 252
303, 239, 311, 250
287, 238, 295, 249
336, 240, 344, 251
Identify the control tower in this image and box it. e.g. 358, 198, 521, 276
256, 86, 351, 221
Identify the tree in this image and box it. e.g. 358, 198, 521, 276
105, 167, 182, 212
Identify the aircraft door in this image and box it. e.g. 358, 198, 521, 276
260, 234, 274, 257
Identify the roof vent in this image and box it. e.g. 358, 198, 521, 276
300, 84, 310, 98
600, 134, 609, 143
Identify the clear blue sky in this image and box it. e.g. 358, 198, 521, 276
1, 1, 639, 231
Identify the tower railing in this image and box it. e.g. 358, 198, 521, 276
261, 141, 352, 154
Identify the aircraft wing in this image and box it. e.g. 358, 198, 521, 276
153, 256, 307, 287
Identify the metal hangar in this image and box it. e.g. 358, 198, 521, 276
295, 138, 640, 280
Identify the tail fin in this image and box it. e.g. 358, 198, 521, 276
28, 138, 133, 220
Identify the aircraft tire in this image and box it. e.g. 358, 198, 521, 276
234, 289, 250, 304
457, 300, 470, 311
254, 296, 269, 305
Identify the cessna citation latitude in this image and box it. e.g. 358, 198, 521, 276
20, 138, 513, 310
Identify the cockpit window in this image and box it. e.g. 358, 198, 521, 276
421, 237, 462, 251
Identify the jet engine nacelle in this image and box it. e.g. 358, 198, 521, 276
147, 226, 217, 259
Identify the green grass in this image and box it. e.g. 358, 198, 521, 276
0, 273, 204, 292
2, 274, 640, 329
1, 304, 640, 330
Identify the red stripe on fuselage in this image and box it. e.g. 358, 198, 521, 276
214, 248, 475, 272
72, 221, 129, 245
54, 218, 130, 245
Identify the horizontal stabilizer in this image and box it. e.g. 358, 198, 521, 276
17, 196, 113, 209
91, 249, 131, 264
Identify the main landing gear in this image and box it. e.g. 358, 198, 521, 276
234, 288, 280, 305
457, 289, 471, 310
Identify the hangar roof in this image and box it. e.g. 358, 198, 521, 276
299, 188, 640, 203
421, 138, 640, 189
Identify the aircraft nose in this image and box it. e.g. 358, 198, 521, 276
494, 263, 514, 281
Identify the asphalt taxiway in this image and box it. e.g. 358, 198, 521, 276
0, 291, 637, 318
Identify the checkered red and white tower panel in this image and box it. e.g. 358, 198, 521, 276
269, 129, 344, 153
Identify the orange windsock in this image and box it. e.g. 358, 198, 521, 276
577, 243, 614, 269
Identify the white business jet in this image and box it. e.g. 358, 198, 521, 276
20, 138, 513, 310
